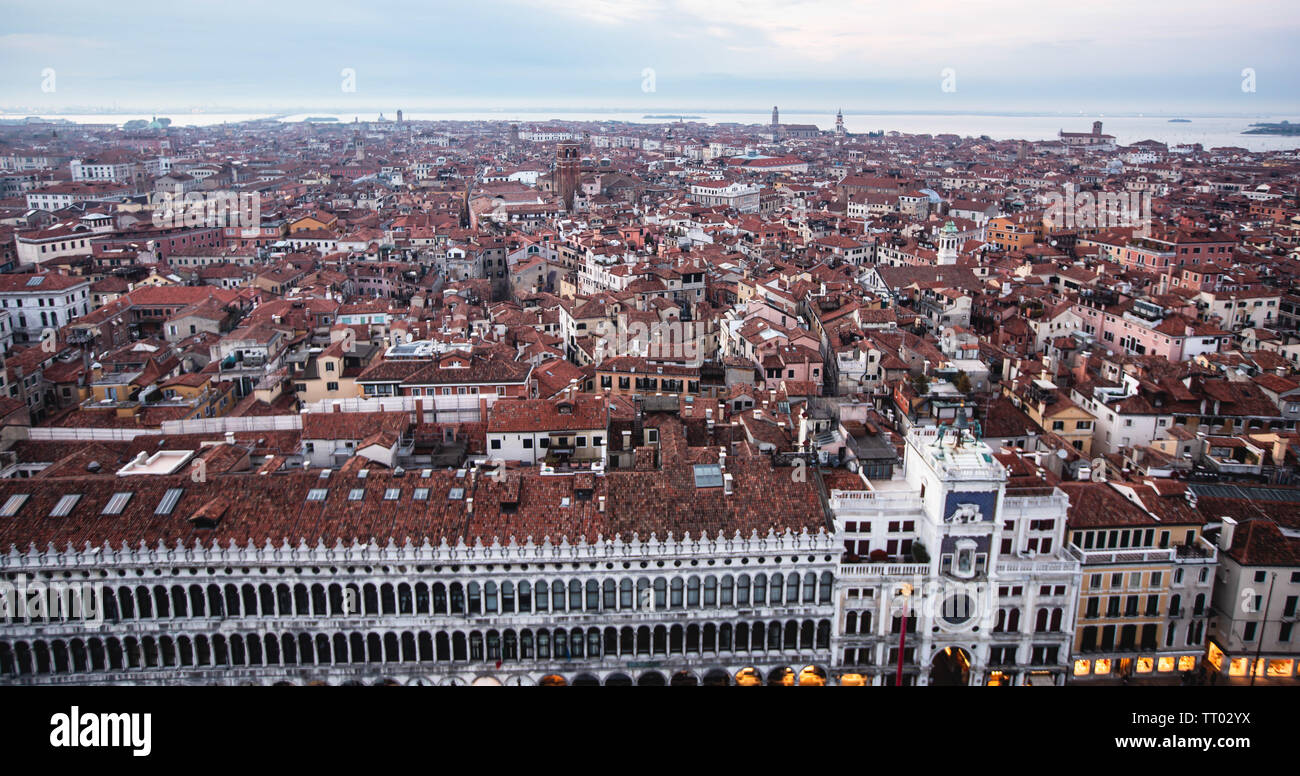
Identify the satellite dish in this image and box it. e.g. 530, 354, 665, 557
1057, 449, 1069, 460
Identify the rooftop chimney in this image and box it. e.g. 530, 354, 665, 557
1218, 516, 1237, 551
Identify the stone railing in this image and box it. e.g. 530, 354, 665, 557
1, 527, 840, 573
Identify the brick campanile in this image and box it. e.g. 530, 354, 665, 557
556, 140, 580, 211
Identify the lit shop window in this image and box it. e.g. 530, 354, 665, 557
1073, 659, 1091, 676
1207, 642, 1225, 671
1266, 659, 1294, 677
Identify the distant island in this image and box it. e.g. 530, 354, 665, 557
1244, 120, 1300, 135
122, 117, 171, 130
304, 116, 340, 122
0, 116, 74, 125
1168, 118, 1191, 123
643, 114, 702, 120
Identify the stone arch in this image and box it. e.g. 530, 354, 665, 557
735, 667, 762, 686
797, 665, 827, 686
670, 670, 699, 686
702, 668, 730, 686
767, 666, 795, 686
930, 646, 972, 686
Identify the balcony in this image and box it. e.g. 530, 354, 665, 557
839, 562, 929, 580
1174, 536, 1218, 564
1065, 543, 1175, 565
829, 489, 921, 514
1002, 493, 1071, 516
1204, 454, 1262, 476
997, 558, 1080, 574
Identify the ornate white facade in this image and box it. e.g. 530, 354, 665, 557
1, 529, 838, 686
831, 415, 1080, 685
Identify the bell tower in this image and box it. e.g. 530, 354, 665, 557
937, 220, 959, 265
556, 140, 581, 212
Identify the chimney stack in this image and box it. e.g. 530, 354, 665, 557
1218, 516, 1237, 551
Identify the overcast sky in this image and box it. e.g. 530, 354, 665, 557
1, 0, 1297, 114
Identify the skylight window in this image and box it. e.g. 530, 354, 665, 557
102, 492, 132, 515
1, 494, 30, 517
348, 488, 366, 501
26, 276, 44, 287
155, 488, 184, 515
51, 494, 81, 517
693, 464, 724, 488
413, 488, 430, 501
448, 488, 465, 501
306, 488, 328, 502
384, 488, 401, 500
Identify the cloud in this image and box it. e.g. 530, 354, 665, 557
0, 33, 109, 52
0, 0, 1296, 112
525, 0, 664, 25
526, 0, 1300, 75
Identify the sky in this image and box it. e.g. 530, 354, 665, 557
1, 0, 1298, 115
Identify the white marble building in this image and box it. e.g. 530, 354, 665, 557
830, 413, 1081, 685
